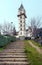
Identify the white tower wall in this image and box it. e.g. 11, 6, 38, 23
17, 4, 27, 40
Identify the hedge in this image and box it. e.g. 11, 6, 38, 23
0, 35, 16, 47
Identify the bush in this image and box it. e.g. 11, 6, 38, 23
25, 37, 31, 40
0, 35, 7, 47
0, 35, 16, 47
7, 35, 16, 42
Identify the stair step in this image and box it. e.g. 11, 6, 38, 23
2, 51, 24, 53
0, 58, 27, 61
0, 53, 25, 55
0, 52, 25, 55
1, 50, 25, 53
0, 41, 29, 65
0, 61, 29, 65
0, 55, 27, 58
3, 49, 24, 51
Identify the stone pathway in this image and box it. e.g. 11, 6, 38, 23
0, 41, 29, 65
28, 41, 42, 54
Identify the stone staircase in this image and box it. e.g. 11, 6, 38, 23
0, 41, 30, 65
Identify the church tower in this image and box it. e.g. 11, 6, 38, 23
17, 4, 27, 40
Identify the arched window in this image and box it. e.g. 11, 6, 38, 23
20, 32, 22, 35
20, 21, 22, 23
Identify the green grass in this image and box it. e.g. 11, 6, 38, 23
30, 40, 42, 48
24, 40, 42, 65
0, 48, 4, 50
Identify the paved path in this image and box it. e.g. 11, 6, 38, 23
0, 41, 29, 65
28, 41, 42, 54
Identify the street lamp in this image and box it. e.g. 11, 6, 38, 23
11, 22, 13, 34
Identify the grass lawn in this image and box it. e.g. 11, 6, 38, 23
0, 48, 3, 50
24, 40, 42, 65
0, 48, 4, 51
30, 40, 42, 48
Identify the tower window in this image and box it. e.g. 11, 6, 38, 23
20, 16, 22, 19
20, 24, 22, 26
20, 28, 22, 30
20, 21, 22, 23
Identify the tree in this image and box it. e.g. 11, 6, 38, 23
31, 17, 41, 28
0, 25, 2, 34
2, 21, 14, 35
2, 22, 10, 32
31, 17, 42, 37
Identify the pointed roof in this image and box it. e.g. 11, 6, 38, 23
19, 4, 24, 10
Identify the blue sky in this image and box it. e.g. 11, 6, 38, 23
0, 0, 42, 31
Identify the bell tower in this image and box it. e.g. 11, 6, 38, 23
17, 4, 27, 40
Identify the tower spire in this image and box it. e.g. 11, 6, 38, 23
19, 4, 24, 10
